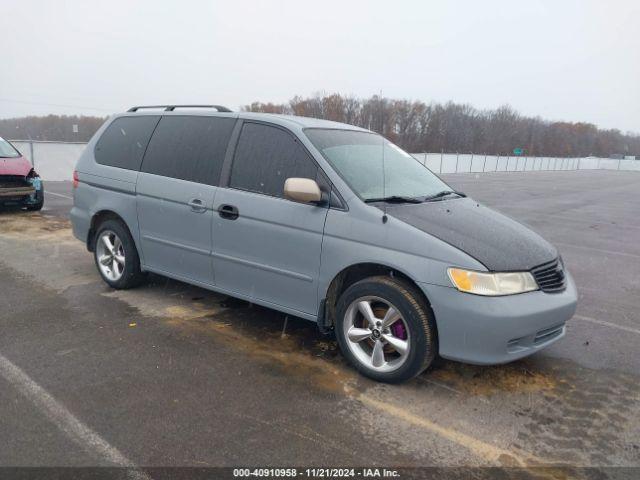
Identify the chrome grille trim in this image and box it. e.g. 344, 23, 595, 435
531, 258, 566, 293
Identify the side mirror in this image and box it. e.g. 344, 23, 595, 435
284, 178, 322, 204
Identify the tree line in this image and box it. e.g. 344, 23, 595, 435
0, 115, 107, 143
1, 96, 638, 157
244, 94, 639, 157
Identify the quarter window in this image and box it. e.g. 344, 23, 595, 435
95, 116, 160, 170
141, 116, 235, 185
230, 123, 317, 197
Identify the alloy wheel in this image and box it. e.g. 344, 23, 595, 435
96, 230, 125, 282
343, 296, 411, 373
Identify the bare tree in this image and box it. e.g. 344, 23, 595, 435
8, 96, 635, 157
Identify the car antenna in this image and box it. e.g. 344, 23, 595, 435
381, 135, 388, 224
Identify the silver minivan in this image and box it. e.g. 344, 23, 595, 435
71, 105, 578, 383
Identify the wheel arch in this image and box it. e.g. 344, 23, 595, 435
87, 210, 137, 254
321, 262, 437, 334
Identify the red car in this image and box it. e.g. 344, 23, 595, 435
0, 137, 44, 211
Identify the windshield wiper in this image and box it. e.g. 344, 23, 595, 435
364, 195, 424, 204
423, 190, 466, 202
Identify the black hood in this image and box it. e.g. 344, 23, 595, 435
384, 198, 557, 271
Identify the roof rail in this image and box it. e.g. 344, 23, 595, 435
127, 105, 232, 113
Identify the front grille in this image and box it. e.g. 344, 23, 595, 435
507, 323, 565, 352
531, 258, 566, 293
0, 175, 28, 188
534, 324, 565, 345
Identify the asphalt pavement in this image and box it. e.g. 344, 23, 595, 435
0, 170, 638, 475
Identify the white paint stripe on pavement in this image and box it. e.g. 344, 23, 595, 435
0, 351, 150, 479
45, 190, 73, 200
554, 242, 640, 260
573, 314, 640, 335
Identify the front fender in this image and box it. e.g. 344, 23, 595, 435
318, 206, 484, 302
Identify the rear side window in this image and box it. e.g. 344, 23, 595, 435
95, 116, 159, 170
230, 122, 317, 197
141, 116, 235, 185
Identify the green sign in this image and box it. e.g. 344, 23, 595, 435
513, 148, 523, 156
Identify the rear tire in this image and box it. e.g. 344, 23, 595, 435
335, 276, 436, 383
93, 219, 144, 289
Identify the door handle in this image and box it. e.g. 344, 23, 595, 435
188, 198, 206, 213
218, 204, 239, 220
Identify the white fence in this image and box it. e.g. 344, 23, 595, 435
8, 140, 640, 182
411, 153, 640, 174
11, 140, 86, 181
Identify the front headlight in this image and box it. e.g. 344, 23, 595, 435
447, 268, 538, 296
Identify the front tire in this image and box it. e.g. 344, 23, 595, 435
25, 200, 43, 211
26, 189, 44, 211
93, 219, 144, 289
335, 276, 437, 383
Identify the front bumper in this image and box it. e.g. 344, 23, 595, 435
419, 272, 578, 365
0, 177, 43, 206
0, 186, 35, 202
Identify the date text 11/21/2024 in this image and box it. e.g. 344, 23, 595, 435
232, 468, 400, 478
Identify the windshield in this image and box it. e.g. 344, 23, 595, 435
305, 129, 450, 201
0, 137, 21, 158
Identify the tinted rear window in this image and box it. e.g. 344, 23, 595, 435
141, 116, 235, 185
95, 116, 160, 170
230, 122, 317, 197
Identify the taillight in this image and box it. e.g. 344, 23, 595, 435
73, 170, 79, 188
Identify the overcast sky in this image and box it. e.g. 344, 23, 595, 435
2, 0, 639, 132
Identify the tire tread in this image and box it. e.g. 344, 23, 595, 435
94, 219, 144, 289
373, 276, 436, 374
335, 275, 437, 383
